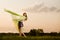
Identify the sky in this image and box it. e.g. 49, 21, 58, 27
0, 0, 60, 33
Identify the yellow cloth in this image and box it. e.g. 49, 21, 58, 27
4, 9, 26, 31
12, 15, 26, 31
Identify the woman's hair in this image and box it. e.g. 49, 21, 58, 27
23, 12, 27, 20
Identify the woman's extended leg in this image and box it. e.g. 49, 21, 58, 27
18, 27, 26, 37
18, 27, 22, 36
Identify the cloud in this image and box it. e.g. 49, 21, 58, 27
24, 4, 60, 13
49, 7, 57, 11
56, 9, 60, 12
24, 4, 44, 13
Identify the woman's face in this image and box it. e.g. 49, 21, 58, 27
23, 12, 27, 20
23, 13, 27, 17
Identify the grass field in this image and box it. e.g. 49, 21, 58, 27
0, 35, 60, 40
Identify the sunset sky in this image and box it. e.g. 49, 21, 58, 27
0, 0, 60, 33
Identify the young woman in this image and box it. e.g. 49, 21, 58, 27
18, 12, 27, 37
4, 9, 27, 37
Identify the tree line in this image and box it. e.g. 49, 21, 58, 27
0, 29, 60, 36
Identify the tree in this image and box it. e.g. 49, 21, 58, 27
29, 29, 44, 36
29, 29, 37, 36
37, 29, 44, 33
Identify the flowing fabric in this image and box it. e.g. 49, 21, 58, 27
4, 9, 26, 31
12, 15, 26, 31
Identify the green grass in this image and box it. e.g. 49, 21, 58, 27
0, 36, 60, 40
